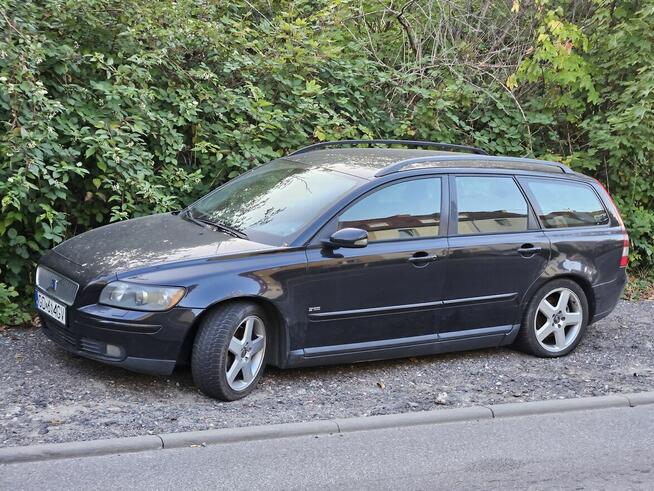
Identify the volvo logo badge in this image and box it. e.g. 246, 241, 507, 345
50, 278, 59, 291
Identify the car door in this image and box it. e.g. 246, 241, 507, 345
442, 174, 550, 335
303, 175, 448, 352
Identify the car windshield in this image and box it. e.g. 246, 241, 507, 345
187, 159, 363, 245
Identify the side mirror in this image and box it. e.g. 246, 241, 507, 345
322, 228, 368, 249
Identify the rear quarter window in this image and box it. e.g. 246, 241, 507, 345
522, 178, 609, 228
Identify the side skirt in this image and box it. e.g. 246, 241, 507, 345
286, 324, 521, 368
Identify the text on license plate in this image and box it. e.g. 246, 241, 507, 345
36, 291, 66, 325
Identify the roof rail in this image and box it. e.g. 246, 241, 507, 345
289, 139, 488, 156
375, 154, 572, 177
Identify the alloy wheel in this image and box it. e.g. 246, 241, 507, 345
226, 315, 266, 391
534, 287, 583, 353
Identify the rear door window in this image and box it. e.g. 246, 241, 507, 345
455, 176, 529, 234
522, 178, 609, 228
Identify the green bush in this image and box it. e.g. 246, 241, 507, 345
0, 283, 32, 326
1, 1, 653, 323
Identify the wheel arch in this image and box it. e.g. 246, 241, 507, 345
555, 274, 596, 323
177, 296, 288, 368
525, 273, 597, 324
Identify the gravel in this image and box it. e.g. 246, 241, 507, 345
1, 300, 653, 448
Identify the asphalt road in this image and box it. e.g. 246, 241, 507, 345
3, 405, 653, 490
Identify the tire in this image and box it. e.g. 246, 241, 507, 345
514, 278, 589, 357
192, 302, 268, 401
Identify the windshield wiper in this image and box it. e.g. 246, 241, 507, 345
181, 209, 248, 239
208, 219, 248, 240
181, 208, 211, 229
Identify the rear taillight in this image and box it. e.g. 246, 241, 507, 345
593, 179, 629, 268
620, 236, 629, 268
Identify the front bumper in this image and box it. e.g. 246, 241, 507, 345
39, 301, 202, 375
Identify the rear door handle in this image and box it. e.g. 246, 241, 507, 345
517, 244, 542, 255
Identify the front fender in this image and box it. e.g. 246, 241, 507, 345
120, 249, 308, 309
120, 249, 309, 364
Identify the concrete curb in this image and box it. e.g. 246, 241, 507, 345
0, 435, 163, 465
1, 391, 653, 465
334, 405, 492, 432
486, 394, 630, 418
622, 391, 654, 407
160, 420, 339, 449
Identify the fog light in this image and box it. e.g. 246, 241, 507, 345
105, 344, 122, 357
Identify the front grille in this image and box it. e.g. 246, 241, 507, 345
36, 266, 79, 306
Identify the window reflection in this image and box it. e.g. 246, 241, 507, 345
524, 179, 609, 228
338, 178, 441, 242
191, 160, 361, 243
456, 177, 528, 234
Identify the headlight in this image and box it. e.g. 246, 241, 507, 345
99, 281, 186, 311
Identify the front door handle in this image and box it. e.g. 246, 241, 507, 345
517, 244, 542, 256
408, 252, 439, 265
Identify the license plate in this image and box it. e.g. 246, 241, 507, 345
36, 290, 66, 325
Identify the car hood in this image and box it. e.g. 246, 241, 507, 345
51, 212, 277, 279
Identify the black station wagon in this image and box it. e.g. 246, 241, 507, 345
36, 140, 629, 400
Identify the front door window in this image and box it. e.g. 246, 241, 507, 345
337, 177, 442, 241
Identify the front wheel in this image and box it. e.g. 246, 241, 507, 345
515, 279, 589, 357
192, 302, 268, 400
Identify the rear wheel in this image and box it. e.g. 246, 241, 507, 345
192, 302, 268, 400
515, 279, 589, 357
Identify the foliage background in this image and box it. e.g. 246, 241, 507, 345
1, 0, 653, 324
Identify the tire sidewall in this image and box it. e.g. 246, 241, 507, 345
192, 302, 269, 401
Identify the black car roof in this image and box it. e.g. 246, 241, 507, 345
284, 148, 573, 180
